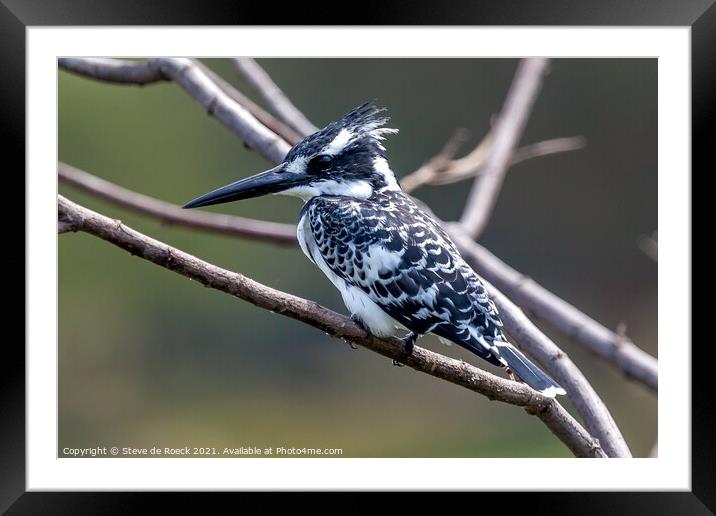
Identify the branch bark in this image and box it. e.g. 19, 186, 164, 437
59, 56, 642, 457
58, 194, 606, 459
192, 59, 304, 145
208, 58, 652, 398
57, 160, 632, 457
232, 57, 319, 136
477, 277, 632, 458
447, 226, 658, 391
58, 159, 656, 391
58, 162, 296, 245
400, 134, 586, 193
460, 58, 551, 238
58, 57, 167, 84
59, 57, 292, 162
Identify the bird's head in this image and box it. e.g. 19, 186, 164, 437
183, 102, 400, 209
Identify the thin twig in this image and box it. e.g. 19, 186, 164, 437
232, 58, 319, 136
58, 162, 297, 245
447, 225, 658, 392
460, 58, 551, 238
399, 128, 471, 193
512, 136, 586, 165
58, 194, 606, 459
193, 59, 304, 145
400, 134, 586, 193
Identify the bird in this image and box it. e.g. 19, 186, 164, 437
184, 102, 566, 397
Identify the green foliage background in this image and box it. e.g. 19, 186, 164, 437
59, 58, 657, 458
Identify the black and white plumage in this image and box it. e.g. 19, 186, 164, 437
185, 102, 565, 397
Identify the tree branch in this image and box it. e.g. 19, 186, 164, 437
58, 194, 606, 459
400, 133, 586, 194
60, 57, 638, 456
58, 57, 167, 84
460, 58, 551, 238
59, 158, 656, 392
192, 59, 304, 145
216, 56, 653, 397
57, 160, 631, 456
58, 162, 296, 245
447, 226, 658, 391
155, 58, 291, 164
232, 58, 319, 137
59, 57, 292, 163
478, 277, 631, 458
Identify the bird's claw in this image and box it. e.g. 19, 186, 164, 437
392, 332, 418, 367
402, 331, 418, 355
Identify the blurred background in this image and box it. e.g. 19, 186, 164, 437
59, 58, 657, 458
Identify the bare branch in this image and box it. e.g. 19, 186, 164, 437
460, 58, 551, 238
58, 157, 654, 395
155, 58, 291, 164
478, 276, 632, 458
56, 162, 631, 456
59, 57, 292, 163
232, 58, 319, 136
61, 56, 638, 457
193, 59, 304, 145
399, 128, 471, 193
447, 225, 658, 392
58, 194, 606, 459
58, 220, 77, 234
58, 162, 297, 245
401, 134, 586, 193
512, 136, 586, 165
59, 57, 167, 84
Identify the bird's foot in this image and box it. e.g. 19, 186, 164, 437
402, 331, 418, 354
392, 332, 419, 367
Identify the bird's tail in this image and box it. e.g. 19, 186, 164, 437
497, 343, 566, 398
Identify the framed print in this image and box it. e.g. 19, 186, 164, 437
5, 0, 707, 512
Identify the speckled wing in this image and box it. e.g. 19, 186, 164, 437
304, 191, 506, 365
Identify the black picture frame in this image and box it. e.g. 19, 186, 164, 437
5, 0, 707, 512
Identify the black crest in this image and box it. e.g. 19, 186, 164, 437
285, 101, 396, 162
284, 102, 399, 190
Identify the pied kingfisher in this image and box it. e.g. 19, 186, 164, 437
185, 103, 565, 397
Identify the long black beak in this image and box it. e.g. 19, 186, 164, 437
183, 164, 295, 209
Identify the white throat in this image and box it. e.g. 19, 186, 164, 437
280, 180, 374, 202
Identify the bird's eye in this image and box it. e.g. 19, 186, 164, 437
311, 154, 334, 172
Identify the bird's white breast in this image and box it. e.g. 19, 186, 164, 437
297, 211, 403, 337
